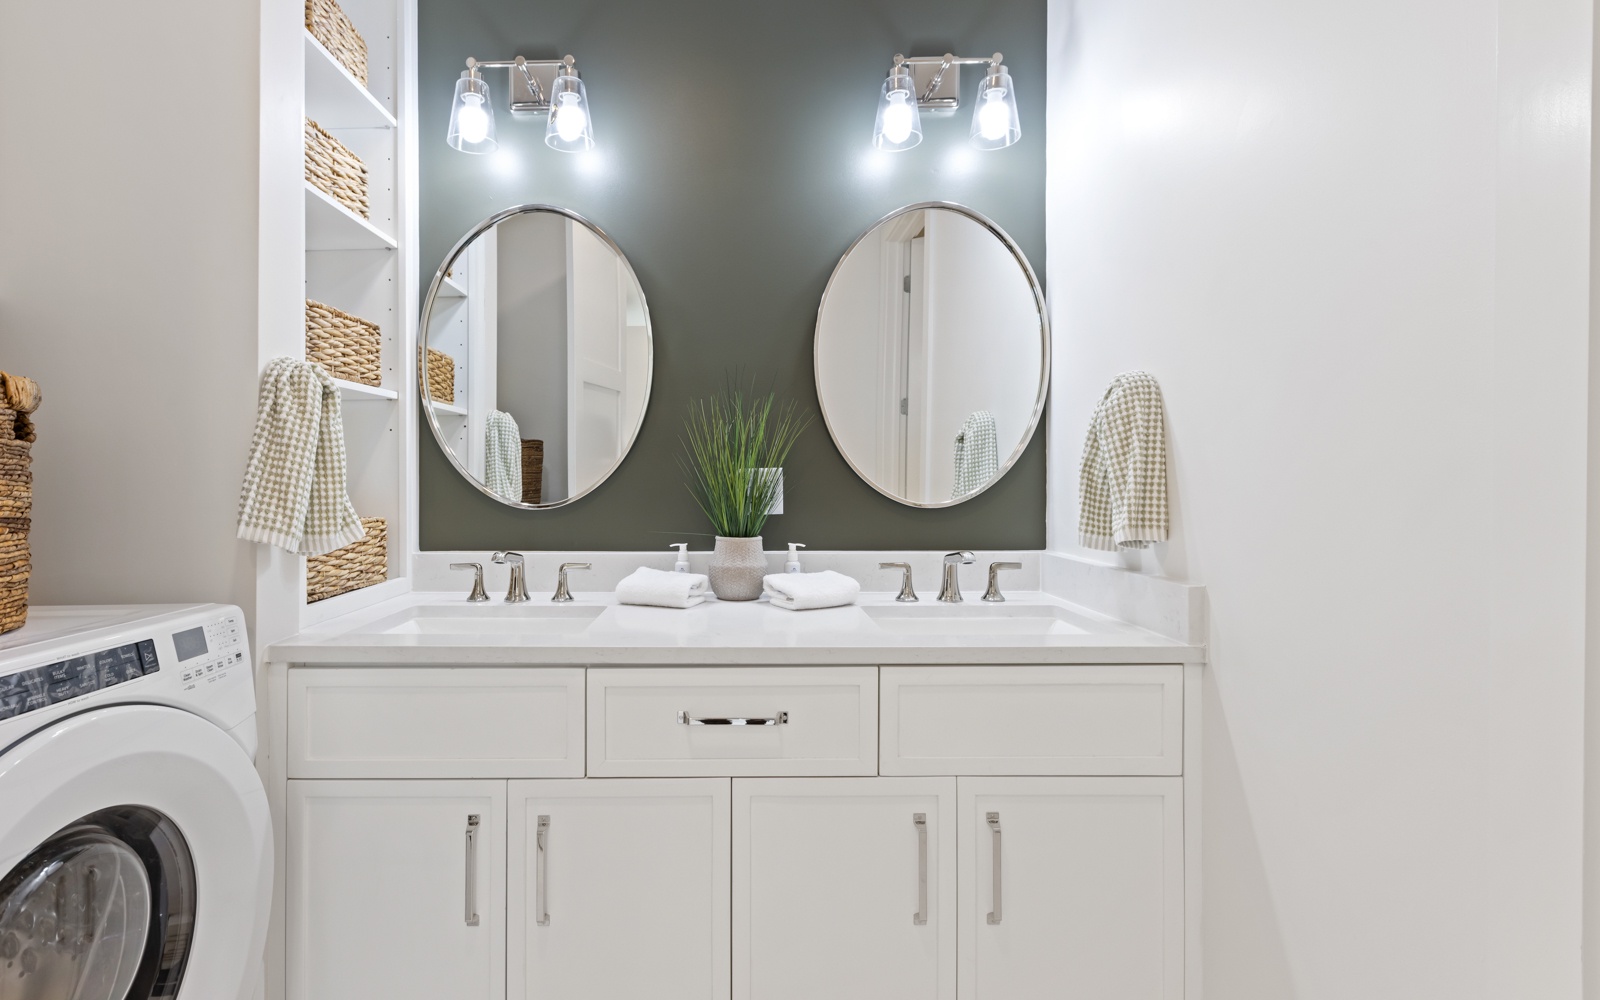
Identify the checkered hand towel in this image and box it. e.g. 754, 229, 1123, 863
485, 409, 523, 502
951, 410, 999, 499
236, 358, 365, 556
1079, 371, 1168, 551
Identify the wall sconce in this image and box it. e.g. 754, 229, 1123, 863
872, 52, 1020, 152
447, 54, 594, 154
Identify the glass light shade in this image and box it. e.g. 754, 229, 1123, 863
969, 66, 1020, 150
448, 73, 497, 153
872, 70, 923, 151
544, 71, 594, 152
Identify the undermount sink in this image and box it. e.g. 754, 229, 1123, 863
862, 603, 1091, 636
377, 604, 605, 635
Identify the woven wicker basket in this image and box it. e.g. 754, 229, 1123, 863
425, 348, 455, 404
306, 299, 381, 386
0, 373, 41, 635
520, 439, 543, 505
305, 0, 367, 85
305, 118, 370, 219
306, 517, 387, 603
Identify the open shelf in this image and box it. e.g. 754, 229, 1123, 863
430, 401, 467, 417
436, 275, 467, 298
306, 183, 397, 251
304, 31, 397, 130
334, 379, 398, 401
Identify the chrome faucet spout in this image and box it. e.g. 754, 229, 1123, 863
491, 551, 529, 603
938, 551, 976, 603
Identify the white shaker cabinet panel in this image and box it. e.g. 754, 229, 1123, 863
287, 780, 506, 1000
733, 778, 957, 1000
507, 779, 731, 1000
958, 777, 1183, 1000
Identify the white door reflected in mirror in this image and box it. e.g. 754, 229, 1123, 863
420, 206, 652, 509
814, 203, 1048, 507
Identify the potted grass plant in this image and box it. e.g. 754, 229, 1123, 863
681, 382, 809, 600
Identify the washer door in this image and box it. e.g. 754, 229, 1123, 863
0, 706, 271, 999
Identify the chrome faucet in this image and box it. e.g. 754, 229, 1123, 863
491, 551, 529, 603
879, 562, 919, 602
449, 562, 490, 602
937, 551, 975, 603
552, 562, 591, 602
982, 562, 1023, 603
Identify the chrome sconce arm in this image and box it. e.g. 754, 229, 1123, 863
448, 54, 594, 154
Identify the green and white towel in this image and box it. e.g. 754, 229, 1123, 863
1079, 371, 1168, 551
236, 358, 364, 556
485, 409, 523, 502
951, 410, 999, 499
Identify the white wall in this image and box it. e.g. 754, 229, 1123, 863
1045, 0, 1589, 995
496, 212, 567, 499
0, 2, 262, 613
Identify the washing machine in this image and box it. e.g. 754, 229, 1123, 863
0, 604, 271, 1000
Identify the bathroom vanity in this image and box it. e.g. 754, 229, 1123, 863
262, 589, 1203, 1000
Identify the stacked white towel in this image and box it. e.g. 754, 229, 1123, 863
617, 566, 711, 609
762, 570, 861, 611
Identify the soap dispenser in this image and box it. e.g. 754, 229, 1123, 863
785, 543, 806, 574
670, 543, 691, 573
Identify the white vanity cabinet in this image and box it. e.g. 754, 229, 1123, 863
273, 661, 1198, 1000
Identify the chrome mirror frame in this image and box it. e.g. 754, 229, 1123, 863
813, 201, 1049, 508
418, 204, 654, 510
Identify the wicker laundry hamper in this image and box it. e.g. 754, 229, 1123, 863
305, 0, 368, 84
0, 373, 41, 634
520, 439, 543, 505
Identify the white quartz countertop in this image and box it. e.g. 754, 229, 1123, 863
268, 591, 1202, 666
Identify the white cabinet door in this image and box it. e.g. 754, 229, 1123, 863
958, 777, 1183, 1000
733, 778, 956, 1000
508, 779, 731, 1000
287, 780, 505, 1000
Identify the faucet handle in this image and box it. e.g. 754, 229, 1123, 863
879, 562, 919, 603
449, 562, 490, 603
552, 562, 591, 603
982, 562, 1024, 603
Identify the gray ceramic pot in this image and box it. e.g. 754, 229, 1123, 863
708, 536, 765, 601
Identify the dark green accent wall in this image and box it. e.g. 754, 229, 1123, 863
419, 0, 1046, 550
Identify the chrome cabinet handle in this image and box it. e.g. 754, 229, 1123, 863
535, 815, 550, 926
913, 813, 928, 925
676, 710, 789, 726
986, 812, 1002, 925
464, 814, 480, 927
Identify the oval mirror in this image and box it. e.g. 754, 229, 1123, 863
420, 205, 652, 508
814, 203, 1048, 507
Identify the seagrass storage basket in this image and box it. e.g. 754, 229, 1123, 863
425, 348, 455, 403
305, 0, 367, 84
304, 118, 370, 219
0, 373, 41, 635
520, 439, 543, 505
306, 517, 387, 603
306, 299, 381, 386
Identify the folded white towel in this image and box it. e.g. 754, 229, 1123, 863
236, 358, 364, 556
616, 566, 711, 609
762, 570, 861, 611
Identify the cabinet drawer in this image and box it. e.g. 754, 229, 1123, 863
288, 667, 585, 778
880, 666, 1182, 776
587, 667, 878, 777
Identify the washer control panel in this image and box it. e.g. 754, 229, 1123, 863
0, 611, 246, 722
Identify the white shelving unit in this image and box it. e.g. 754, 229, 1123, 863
259, 0, 417, 639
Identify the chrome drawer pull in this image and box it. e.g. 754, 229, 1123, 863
676, 711, 789, 726
986, 812, 1002, 925
536, 815, 551, 926
464, 814, 480, 927
913, 813, 928, 925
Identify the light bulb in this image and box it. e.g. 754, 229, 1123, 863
554, 93, 587, 143
457, 94, 489, 144
882, 92, 914, 145
978, 89, 1010, 141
